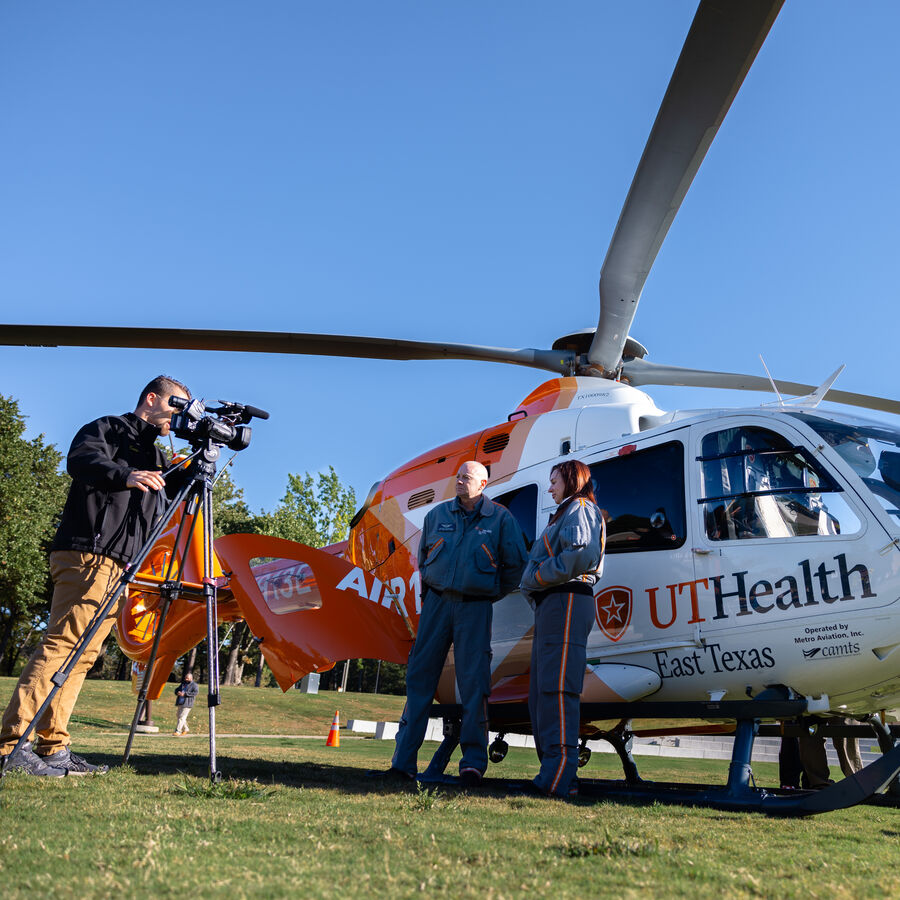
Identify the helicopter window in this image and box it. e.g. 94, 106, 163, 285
492, 484, 538, 550
249, 558, 322, 615
588, 441, 686, 553
788, 411, 900, 526
699, 426, 859, 541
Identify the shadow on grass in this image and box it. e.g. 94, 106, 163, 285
83, 745, 900, 814
118, 751, 425, 793
69, 714, 126, 730
87, 747, 666, 809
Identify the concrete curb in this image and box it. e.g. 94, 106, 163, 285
349, 719, 883, 768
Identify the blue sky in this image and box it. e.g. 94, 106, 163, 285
1, 1, 898, 513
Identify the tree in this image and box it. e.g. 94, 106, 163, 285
0, 395, 70, 673
222, 620, 255, 685
211, 466, 268, 537
267, 466, 357, 548
317, 658, 406, 695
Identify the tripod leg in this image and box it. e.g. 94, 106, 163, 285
10, 475, 197, 760
123, 489, 203, 763
122, 474, 209, 766
123, 593, 174, 762
201, 481, 222, 783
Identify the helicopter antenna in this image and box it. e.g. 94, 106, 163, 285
759, 355, 783, 405
791, 365, 846, 409
212, 453, 240, 488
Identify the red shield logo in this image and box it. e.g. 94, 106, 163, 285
594, 586, 632, 642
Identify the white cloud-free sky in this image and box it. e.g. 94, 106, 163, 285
2, 1, 898, 512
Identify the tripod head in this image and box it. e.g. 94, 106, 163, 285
168, 396, 268, 452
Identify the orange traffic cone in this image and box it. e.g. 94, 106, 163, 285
326, 710, 340, 747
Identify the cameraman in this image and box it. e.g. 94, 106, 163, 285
0, 375, 191, 776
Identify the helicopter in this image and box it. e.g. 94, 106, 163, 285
4, 0, 900, 813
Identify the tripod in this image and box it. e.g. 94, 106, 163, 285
12, 436, 228, 782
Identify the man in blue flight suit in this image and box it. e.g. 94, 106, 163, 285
378, 461, 527, 786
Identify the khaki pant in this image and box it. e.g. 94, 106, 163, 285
0, 551, 123, 756
175, 705, 192, 733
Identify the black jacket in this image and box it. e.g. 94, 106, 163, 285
51, 412, 182, 565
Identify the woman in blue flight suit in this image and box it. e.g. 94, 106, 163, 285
520, 459, 605, 797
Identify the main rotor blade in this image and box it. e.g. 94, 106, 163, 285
0, 324, 574, 375
588, 0, 783, 375
621, 357, 900, 417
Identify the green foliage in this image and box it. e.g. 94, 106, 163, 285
404, 783, 459, 812
266, 466, 357, 549
0, 395, 69, 672
211, 466, 268, 537
170, 775, 277, 800
318, 658, 407, 696
211, 462, 357, 549
562, 828, 660, 858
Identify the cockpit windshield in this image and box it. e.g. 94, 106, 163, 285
788, 411, 900, 527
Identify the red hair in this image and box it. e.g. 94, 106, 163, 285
548, 460, 596, 523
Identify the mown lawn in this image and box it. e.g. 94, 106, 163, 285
1, 679, 899, 899
5, 675, 407, 737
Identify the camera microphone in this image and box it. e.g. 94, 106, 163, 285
243, 404, 269, 421
212, 400, 269, 422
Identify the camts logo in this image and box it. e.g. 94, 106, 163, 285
595, 586, 632, 642
801, 641, 861, 661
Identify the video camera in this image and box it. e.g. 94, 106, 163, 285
168, 396, 269, 452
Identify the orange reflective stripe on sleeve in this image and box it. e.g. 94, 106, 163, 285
424, 537, 444, 561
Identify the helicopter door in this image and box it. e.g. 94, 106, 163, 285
474, 482, 540, 702
583, 435, 698, 658
687, 416, 880, 690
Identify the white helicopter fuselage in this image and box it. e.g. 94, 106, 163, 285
389, 378, 900, 717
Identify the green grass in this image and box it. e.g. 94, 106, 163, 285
0, 675, 407, 737
2, 679, 899, 899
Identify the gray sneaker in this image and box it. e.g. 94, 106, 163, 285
38, 746, 109, 776
1, 741, 67, 777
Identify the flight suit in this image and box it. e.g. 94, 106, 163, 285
520, 496, 605, 796
392, 494, 527, 778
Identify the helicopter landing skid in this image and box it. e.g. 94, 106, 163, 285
413, 728, 900, 815
568, 735, 900, 816
588, 718, 641, 784
589, 715, 900, 815
423, 701, 900, 814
